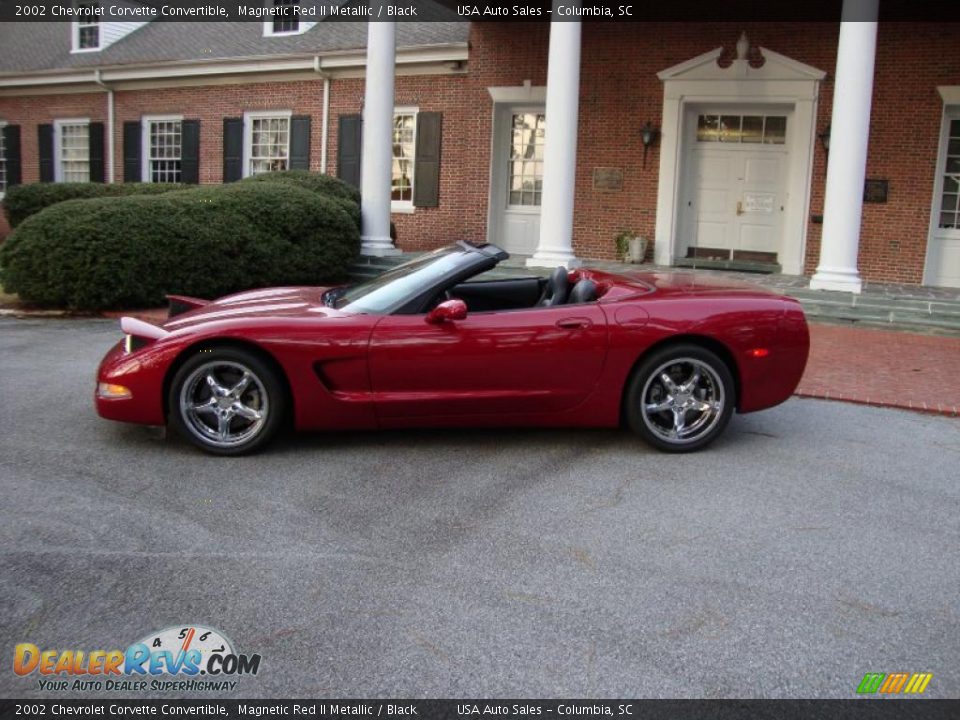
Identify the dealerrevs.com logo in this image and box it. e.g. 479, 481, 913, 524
13, 625, 261, 693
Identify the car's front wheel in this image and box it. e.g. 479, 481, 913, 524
626, 344, 735, 453
169, 347, 285, 455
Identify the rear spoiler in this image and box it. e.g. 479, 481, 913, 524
120, 316, 169, 341
166, 294, 210, 319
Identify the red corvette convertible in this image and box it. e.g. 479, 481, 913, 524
96, 242, 809, 455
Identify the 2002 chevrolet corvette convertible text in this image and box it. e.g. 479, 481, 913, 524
95, 242, 809, 455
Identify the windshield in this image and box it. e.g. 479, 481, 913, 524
330, 245, 472, 314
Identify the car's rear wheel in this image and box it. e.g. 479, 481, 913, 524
169, 347, 284, 456
626, 344, 735, 453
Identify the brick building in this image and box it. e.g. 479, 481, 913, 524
1, 5, 958, 289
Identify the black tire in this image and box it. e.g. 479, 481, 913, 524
168, 346, 285, 456
625, 343, 735, 453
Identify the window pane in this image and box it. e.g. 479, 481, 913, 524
506, 113, 544, 206
764, 116, 787, 144
944, 176, 959, 194
697, 115, 719, 142
248, 116, 290, 177
946, 157, 960, 174
391, 113, 416, 202
950, 119, 960, 137
148, 120, 182, 183
947, 138, 960, 156
941, 193, 959, 213
719, 115, 741, 143
940, 212, 957, 229
59, 123, 90, 183
741, 116, 763, 144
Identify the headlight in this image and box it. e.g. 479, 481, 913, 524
97, 382, 132, 399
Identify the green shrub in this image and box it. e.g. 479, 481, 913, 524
0, 183, 359, 310
240, 170, 360, 204
2, 182, 185, 229
241, 171, 362, 229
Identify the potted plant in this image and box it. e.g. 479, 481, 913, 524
615, 230, 647, 264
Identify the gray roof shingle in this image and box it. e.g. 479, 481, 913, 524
0, 7, 467, 75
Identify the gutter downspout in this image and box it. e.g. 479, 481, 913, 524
314, 56, 330, 174
94, 69, 115, 183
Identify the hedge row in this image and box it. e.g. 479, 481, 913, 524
2, 182, 186, 229
0, 182, 360, 310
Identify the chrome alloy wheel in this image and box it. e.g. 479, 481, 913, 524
640, 357, 725, 445
179, 361, 269, 449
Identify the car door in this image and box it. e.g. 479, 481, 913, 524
368, 303, 609, 420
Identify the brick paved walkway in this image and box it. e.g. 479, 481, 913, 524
796, 324, 960, 417
101, 307, 960, 419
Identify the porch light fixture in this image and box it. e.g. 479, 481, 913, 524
818, 124, 831, 155
640, 121, 660, 168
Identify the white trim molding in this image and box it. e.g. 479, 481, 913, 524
53, 117, 91, 183
141, 114, 184, 184
654, 41, 825, 276
390, 106, 419, 214
937, 86, 960, 104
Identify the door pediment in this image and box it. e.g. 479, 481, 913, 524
658, 47, 826, 83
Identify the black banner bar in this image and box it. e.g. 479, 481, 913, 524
1, 0, 960, 23
1, 700, 960, 720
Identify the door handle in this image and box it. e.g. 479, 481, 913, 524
556, 317, 592, 330
736, 200, 744, 216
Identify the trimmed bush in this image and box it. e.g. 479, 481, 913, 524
240, 170, 361, 204
0, 183, 359, 310
241, 170, 362, 229
2, 182, 185, 229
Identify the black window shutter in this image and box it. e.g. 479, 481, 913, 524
289, 115, 311, 171
2, 125, 21, 187
337, 114, 362, 189
413, 112, 442, 208
38, 124, 54, 183
223, 117, 244, 183
88, 121, 105, 183
123, 121, 141, 182
181, 120, 200, 184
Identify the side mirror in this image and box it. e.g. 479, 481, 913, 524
426, 298, 468, 325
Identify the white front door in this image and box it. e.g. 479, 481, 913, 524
489, 106, 545, 255
679, 110, 789, 262
925, 110, 960, 288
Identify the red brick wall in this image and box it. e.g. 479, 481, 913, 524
326, 73, 476, 251
1, 21, 958, 284
464, 21, 959, 283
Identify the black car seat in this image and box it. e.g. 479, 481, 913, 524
536, 267, 571, 307
567, 279, 598, 304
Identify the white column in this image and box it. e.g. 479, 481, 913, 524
527, 12, 582, 269
809, 0, 879, 293
360, 17, 400, 256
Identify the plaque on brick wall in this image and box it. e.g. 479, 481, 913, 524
593, 167, 624, 191
863, 179, 888, 203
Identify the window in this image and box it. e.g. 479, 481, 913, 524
697, 114, 787, 145
244, 112, 290, 177
143, 117, 183, 184
72, 2, 101, 51
938, 118, 960, 229
0, 121, 7, 197
55, 120, 90, 182
508, 112, 545, 206
266, 0, 300, 35
392, 111, 417, 206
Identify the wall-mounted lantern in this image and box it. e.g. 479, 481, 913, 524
640, 121, 660, 169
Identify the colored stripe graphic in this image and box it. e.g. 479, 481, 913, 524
857, 673, 885, 694
903, 673, 933, 694
857, 672, 932, 694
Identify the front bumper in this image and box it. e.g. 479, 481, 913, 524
95, 340, 168, 426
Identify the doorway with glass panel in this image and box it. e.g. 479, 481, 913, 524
679, 107, 791, 268
489, 106, 545, 256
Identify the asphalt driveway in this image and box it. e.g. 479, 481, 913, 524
0, 317, 957, 698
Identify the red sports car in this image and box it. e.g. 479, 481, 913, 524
95, 242, 809, 455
